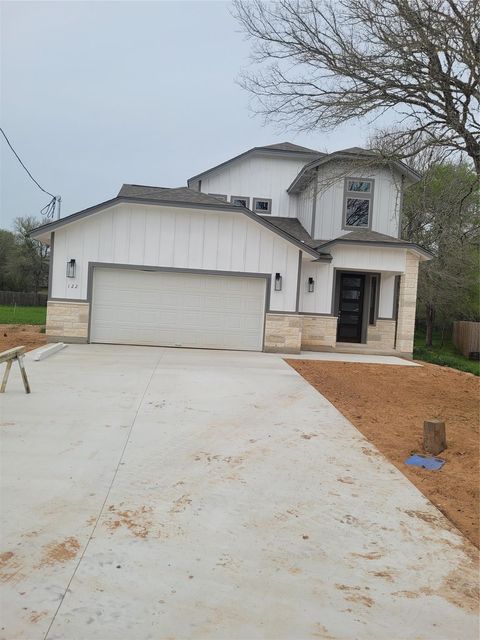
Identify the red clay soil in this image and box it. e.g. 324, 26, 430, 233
287, 359, 480, 549
0, 325, 47, 353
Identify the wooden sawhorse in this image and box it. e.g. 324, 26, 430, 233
0, 346, 31, 394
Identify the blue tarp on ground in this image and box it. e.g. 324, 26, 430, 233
405, 454, 445, 471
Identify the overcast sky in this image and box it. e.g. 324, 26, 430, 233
1, 0, 368, 231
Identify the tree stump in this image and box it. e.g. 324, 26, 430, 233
423, 420, 446, 455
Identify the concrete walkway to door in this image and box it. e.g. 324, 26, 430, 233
0, 345, 478, 640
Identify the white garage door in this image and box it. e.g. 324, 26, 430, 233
90, 268, 267, 351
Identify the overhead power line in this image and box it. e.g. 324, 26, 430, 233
0, 126, 61, 218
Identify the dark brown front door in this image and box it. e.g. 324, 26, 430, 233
337, 273, 365, 343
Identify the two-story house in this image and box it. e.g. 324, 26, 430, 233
31, 142, 431, 355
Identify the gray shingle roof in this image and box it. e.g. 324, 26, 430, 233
268, 219, 431, 259
118, 184, 238, 208
335, 146, 375, 155
333, 229, 405, 244
259, 142, 321, 154
268, 217, 325, 248
316, 229, 432, 258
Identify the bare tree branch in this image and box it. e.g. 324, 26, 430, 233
233, 0, 480, 173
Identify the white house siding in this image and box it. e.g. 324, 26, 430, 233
310, 162, 403, 240
298, 258, 333, 315
196, 154, 309, 217
50, 203, 301, 313
296, 183, 314, 236
331, 245, 406, 274
378, 273, 396, 318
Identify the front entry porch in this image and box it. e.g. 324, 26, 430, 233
333, 270, 393, 345
286, 246, 421, 356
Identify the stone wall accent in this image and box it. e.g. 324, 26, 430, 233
46, 301, 89, 343
396, 252, 420, 354
367, 319, 396, 350
301, 315, 338, 350
264, 313, 302, 354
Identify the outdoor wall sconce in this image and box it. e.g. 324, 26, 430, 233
274, 272, 283, 291
307, 277, 315, 292
66, 259, 76, 278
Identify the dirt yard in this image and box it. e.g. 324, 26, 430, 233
0, 324, 47, 353
287, 359, 480, 549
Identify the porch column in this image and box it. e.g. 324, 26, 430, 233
396, 253, 420, 354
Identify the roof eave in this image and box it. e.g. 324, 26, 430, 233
316, 238, 433, 260
287, 152, 421, 194
187, 146, 322, 185
30, 195, 322, 259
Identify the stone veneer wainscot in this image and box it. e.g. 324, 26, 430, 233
264, 313, 302, 354
46, 301, 89, 343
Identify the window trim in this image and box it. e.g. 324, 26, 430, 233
342, 178, 374, 230
368, 273, 380, 325
231, 195, 250, 208
253, 197, 272, 215
208, 193, 228, 202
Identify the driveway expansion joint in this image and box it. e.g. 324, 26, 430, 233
42, 349, 166, 640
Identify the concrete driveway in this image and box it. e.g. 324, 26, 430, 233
0, 345, 478, 640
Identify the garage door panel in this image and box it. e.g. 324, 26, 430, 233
90, 268, 266, 351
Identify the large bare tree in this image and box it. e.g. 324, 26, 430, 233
233, 0, 480, 173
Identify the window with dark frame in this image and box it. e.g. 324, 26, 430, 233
253, 197, 272, 214
231, 196, 250, 208
369, 275, 378, 325
344, 179, 373, 228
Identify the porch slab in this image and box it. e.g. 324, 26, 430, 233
285, 351, 419, 365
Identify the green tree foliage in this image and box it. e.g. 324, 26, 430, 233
0, 229, 17, 290
402, 162, 479, 345
0, 217, 49, 295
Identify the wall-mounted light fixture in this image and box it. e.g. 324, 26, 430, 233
274, 272, 282, 291
307, 276, 315, 293
66, 259, 76, 278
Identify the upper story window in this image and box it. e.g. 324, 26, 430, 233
343, 178, 374, 229
208, 193, 228, 202
253, 197, 272, 215
231, 196, 250, 208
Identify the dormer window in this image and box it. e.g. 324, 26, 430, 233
343, 178, 374, 229
253, 198, 272, 215
231, 196, 250, 208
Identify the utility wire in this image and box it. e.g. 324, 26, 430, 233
0, 127, 55, 198
0, 126, 60, 218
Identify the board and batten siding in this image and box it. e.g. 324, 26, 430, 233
50, 203, 301, 312
197, 154, 309, 217
309, 162, 403, 240
299, 259, 333, 315
296, 181, 315, 237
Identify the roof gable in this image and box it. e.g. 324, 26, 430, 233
30, 184, 324, 259
288, 148, 421, 194
187, 142, 323, 186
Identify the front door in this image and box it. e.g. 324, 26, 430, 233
336, 273, 365, 343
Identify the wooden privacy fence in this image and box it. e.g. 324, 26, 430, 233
0, 291, 47, 306
452, 321, 480, 358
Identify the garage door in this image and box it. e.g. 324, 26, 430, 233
90, 268, 267, 351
